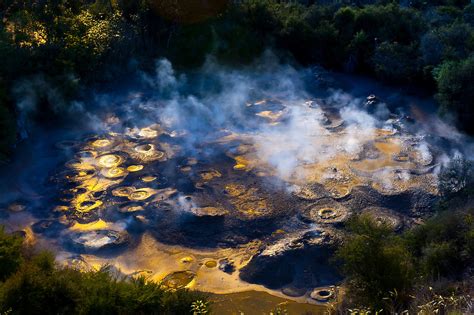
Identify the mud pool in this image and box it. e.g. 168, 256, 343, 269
0, 60, 470, 311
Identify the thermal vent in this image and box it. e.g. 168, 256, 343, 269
7, 60, 463, 307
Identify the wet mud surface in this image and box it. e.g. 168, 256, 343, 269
0, 65, 465, 309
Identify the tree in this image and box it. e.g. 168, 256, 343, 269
372, 41, 420, 82
434, 55, 474, 134
436, 22, 474, 60
334, 7, 356, 43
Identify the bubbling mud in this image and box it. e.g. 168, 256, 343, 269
161, 271, 196, 290
101, 167, 128, 178
129, 188, 156, 201
97, 154, 123, 168
310, 287, 336, 303
127, 165, 144, 172
130, 144, 165, 162
76, 200, 103, 213
91, 139, 113, 148
7, 80, 459, 312
311, 206, 349, 224
41, 96, 445, 295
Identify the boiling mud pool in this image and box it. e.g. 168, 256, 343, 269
0, 64, 469, 312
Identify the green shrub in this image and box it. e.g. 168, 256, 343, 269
336, 215, 415, 308
0, 228, 208, 315
0, 257, 207, 315
0, 228, 23, 281
334, 7, 356, 43
354, 4, 425, 45
0, 0, 473, 153
436, 22, 474, 60
434, 55, 474, 133
404, 209, 474, 279
372, 41, 421, 82
338, 208, 474, 310
0, 252, 81, 314
464, 4, 474, 26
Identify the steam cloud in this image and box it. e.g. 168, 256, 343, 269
11, 52, 474, 189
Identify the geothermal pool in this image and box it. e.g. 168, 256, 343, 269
0, 59, 469, 311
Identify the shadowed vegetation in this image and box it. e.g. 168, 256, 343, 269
0, 1, 473, 159
0, 228, 208, 315
336, 207, 474, 312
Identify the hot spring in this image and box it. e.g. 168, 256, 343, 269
0, 57, 471, 309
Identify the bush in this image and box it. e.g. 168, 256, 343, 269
0, 0, 473, 154
334, 7, 356, 43
354, 4, 425, 45
336, 215, 415, 308
0, 258, 207, 315
0, 228, 208, 315
435, 55, 474, 133
435, 22, 474, 61
404, 209, 474, 279
0, 227, 23, 281
464, 4, 474, 26
338, 208, 474, 310
372, 41, 421, 82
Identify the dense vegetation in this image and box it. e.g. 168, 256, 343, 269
0, 0, 473, 160
335, 159, 474, 312
336, 199, 474, 312
0, 228, 208, 315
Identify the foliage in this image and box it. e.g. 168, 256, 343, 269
346, 308, 383, 315
59, 10, 127, 74
0, 228, 207, 315
404, 209, 474, 279
191, 300, 210, 315
337, 208, 474, 311
413, 286, 473, 314
335, 215, 415, 308
434, 54, 474, 133
372, 41, 420, 82
0, 0, 473, 156
0, 228, 23, 282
